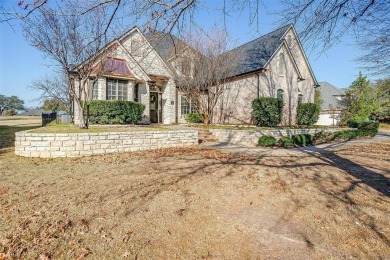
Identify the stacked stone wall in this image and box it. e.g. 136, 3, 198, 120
15, 130, 198, 158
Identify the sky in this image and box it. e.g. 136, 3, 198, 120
0, 0, 367, 108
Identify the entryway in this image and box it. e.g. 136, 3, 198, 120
150, 92, 162, 123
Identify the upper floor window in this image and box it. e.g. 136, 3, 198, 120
277, 89, 284, 100
298, 94, 303, 104
278, 53, 286, 75
107, 79, 128, 100
181, 58, 192, 77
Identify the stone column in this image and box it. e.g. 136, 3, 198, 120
127, 81, 135, 101
98, 77, 106, 100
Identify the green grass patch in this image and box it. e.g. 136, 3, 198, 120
30, 124, 168, 134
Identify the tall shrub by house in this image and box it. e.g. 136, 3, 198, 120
252, 97, 283, 126
297, 103, 320, 126
88, 100, 145, 124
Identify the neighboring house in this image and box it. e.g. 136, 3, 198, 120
17, 108, 49, 116
315, 82, 345, 126
72, 24, 318, 125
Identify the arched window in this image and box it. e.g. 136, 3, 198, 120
277, 89, 284, 100
287, 35, 292, 48
298, 94, 303, 104
278, 53, 285, 75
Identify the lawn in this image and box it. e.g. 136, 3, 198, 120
1, 119, 389, 259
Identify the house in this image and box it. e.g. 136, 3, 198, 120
16, 108, 49, 116
72, 24, 318, 125
315, 81, 345, 126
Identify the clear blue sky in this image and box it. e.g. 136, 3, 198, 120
0, 0, 366, 108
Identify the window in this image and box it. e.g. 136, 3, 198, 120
279, 53, 286, 75
90, 79, 98, 100
134, 83, 139, 102
298, 94, 303, 104
277, 89, 284, 100
106, 79, 128, 100
181, 58, 191, 77
181, 96, 197, 115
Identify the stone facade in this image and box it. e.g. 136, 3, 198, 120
73, 25, 317, 126
211, 28, 316, 125
15, 130, 198, 158
209, 128, 353, 146
73, 28, 176, 125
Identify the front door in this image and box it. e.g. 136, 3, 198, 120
150, 92, 162, 123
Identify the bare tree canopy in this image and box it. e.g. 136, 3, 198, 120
1, 0, 268, 34
29, 72, 71, 112
174, 27, 241, 125
281, 0, 390, 75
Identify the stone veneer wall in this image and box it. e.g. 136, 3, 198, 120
15, 130, 198, 158
209, 128, 354, 146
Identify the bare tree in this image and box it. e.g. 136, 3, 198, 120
29, 72, 71, 112
280, 0, 390, 75
22, 0, 112, 128
1, 0, 268, 35
174, 28, 241, 125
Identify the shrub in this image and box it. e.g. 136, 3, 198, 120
297, 103, 320, 126
185, 113, 203, 123
371, 110, 390, 124
258, 136, 276, 147
88, 100, 145, 125
278, 136, 294, 148
331, 130, 358, 140
252, 97, 283, 126
347, 120, 379, 137
293, 134, 314, 146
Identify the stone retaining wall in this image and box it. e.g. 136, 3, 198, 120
15, 130, 198, 158
209, 128, 353, 146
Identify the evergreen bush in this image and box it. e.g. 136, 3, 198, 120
297, 103, 320, 126
278, 136, 294, 148
252, 97, 283, 126
185, 113, 204, 123
88, 100, 145, 124
258, 136, 276, 147
347, 120, 379, 136
293, 134, 314, 146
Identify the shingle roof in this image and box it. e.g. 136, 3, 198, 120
145, 31, 189, 62
145, 25, 291, 77
222, 25, 291, 76
318, 81, 345, 110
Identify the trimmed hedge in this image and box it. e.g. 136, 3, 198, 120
258, 136, 276, 147
185, 113, 204, 123
88, 100, 145, 125
252, 97, 283, 126
278, 136, 294, 148
297, 103, 320, 126
293, 134, 314, 147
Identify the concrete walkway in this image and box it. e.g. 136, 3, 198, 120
200, 130, 390, 155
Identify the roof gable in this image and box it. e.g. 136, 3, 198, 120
224, 25, 291, 76
318, 81, 345, 110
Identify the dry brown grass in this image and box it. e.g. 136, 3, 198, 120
0, 120, 390, 259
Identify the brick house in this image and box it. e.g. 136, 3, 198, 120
73, 24, 318, 125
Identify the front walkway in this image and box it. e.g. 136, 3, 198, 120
200, 130, 390, 156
